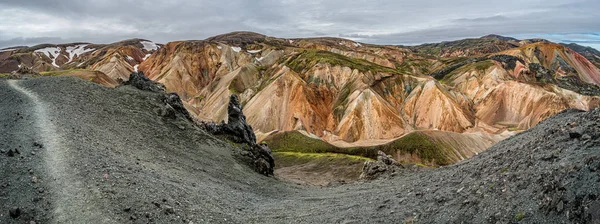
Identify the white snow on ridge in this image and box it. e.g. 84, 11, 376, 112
126, 55, 134, 61
134, 53, 152, 73
65, 44, 94, 63
217, 46, 223, 49
256, 57, 264, 61
34, 47, 61, 67
247, 49, 262, 54
231, 46, 241, 52
141, 41, 158, 51
353, 42, 362, 47
288, 40, 294, 44
0, 48, 16, 52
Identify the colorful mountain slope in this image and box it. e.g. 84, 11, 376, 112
2, 32, 600, 167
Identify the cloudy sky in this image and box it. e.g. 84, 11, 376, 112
1, 0, 599, 49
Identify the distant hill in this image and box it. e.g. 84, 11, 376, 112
561, 43, 600, 68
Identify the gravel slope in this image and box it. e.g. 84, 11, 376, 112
1, 76, 599, 223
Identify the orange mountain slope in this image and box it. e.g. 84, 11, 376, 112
2, 32, 600, 165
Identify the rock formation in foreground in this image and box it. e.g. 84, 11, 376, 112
359, 151, 406, 180
123, 72, 273, 175
202, 94, 275, 176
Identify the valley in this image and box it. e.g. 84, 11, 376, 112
0, 76, 598, 223
2, 32, 600, 185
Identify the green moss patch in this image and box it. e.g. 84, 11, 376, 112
439, 59, 495, 85
266, 130, 459, 166
274, 152, 371, 165
285, 50, 398, 74
39, 69, 88, 76
265, 131, 339, 153
265, 131, 378, 158
372, 132, 454, 166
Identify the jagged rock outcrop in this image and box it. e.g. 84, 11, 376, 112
224, 94, 257, 144
159, 93, 192, 121
359, 151, 404, 180
121, 73, 273, 174
5, 65, 41, 79
203, 94, 274, 176
203, 95, 256, 144
13, 65, 39, 76
122, 71, 165, 92
490, 54, 524, 70
122, 72, 191, 122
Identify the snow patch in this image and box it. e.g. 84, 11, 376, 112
231, 46, 241, 52
65, 44, 94, 63
0, 48, 15, 52
140, 41, 158, 51
134, 64, 139, 72
34, 47, 61, 67
247, 49, 262, 54
339, 42, 344, 45
143, 54, 151, 60
126, 55, 134, 61
217, 46, 223, 49
256, 57, 264, 61
353, 42, 362, 47
18, 64, 22, 68
288, 40, 294, 44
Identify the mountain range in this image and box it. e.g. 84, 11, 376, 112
2, 32, 600, 167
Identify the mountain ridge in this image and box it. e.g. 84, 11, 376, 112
2, 31, 600, 167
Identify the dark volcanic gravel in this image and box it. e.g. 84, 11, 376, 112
1, 76, 599, 223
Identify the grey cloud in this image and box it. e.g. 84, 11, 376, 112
453, 15, 510, 23
0, 37, 65, 49
0, 0, 599, 49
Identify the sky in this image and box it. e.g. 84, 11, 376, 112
0, 0, 599, 50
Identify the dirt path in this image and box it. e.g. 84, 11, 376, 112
6, 80, 110, 223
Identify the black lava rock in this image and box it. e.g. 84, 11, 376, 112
9, 207, 21, 218
122, 72, 192, 121
201, 94, 274, 176
569, 131, 582, 139
164, 206, 175, 215
122, 72, 165, 92
33, 141, 43, 148
161, 93, 192, 121
7, 149, 16, 157
490, 54, 524, 70
203, 95, 257, 145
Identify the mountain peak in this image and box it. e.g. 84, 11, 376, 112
206, 31, 267, 45
481, 34, 519, 41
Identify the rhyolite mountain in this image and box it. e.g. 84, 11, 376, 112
2, 32, 600, 167
0, 38, 160, 83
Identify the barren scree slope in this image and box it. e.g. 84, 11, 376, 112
0, 76, 599, 223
